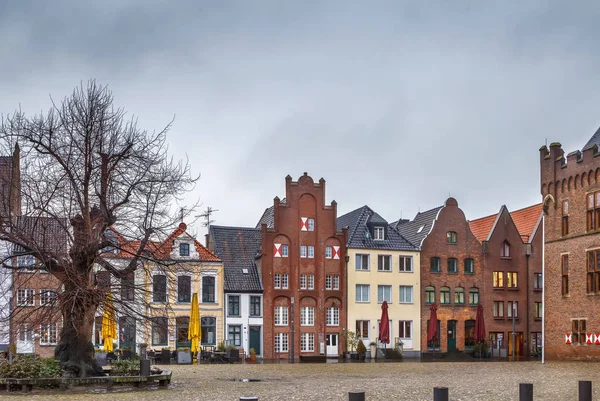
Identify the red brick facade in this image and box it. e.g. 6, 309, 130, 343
420, 198, 483, 353
260, 173, 347, 360
541, 141, 600, 360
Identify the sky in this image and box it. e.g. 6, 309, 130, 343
0, 1, 599, 238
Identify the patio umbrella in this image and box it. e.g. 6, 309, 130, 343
427, 303, 438, 350
188, 292, 201, 354
378, 301, 390, 358
101, 292, 117, 352
474, 304, 486, 343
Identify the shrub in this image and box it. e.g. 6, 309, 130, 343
356, 339, 367, 355
110, 359, 140, 376
0, 355, 62, 379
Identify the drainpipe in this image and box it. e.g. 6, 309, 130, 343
525, 243, 531, 359
541, 215, 545, 364
345, 254, 349, 353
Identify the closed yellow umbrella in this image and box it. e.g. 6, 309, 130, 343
101, 292, 117, 352
188, 292, 201, 353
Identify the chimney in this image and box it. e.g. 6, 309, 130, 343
205, 233, 211, 251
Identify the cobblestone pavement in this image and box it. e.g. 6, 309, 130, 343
8, 360, 600, 400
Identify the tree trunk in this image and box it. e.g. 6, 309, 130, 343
54, 284, 104, 377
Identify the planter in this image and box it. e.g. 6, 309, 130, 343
160, 349, 171, 364
229, 349, 240, 363
365, 351, 371, 359
177, 351, 192, 364
370, 345, 377, 358
350, 353, 359, 360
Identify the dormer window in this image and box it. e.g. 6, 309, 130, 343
446, 231, 457, 244
374, 227, 385, 240
180, 243, 190, 257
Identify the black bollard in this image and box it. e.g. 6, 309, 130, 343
579, 381, 592, 401
519, 383, 533, 401
140, 359, 151, 377
240, 398, 258, 401
434, 387, 449, 401
349, 391, 365, 401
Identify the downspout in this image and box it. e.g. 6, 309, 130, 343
525, 245, 530, 359
541, 215, 545, 364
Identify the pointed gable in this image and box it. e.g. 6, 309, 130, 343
152, 222, 220, 262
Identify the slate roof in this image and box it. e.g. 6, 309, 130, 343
255, 198, 286, 229
393, 206, 443, 248
584, 126, 600, 150
337, 206, 418, 251
469, 203, 543, 243
13, 215, 69, 255
210, 225, 263, 293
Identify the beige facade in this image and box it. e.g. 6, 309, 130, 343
347, 248, 421, 352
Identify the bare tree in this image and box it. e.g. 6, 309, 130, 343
0, 80, 198, 375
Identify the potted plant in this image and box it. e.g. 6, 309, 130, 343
369, 341, 377, 359
247, 348, 257, 363
356, 339, 367, 361
342, 330, 358, 359
177, 347, 192, 364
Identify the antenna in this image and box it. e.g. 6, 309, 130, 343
198, 206, 219, 229
179, 207, 185, 222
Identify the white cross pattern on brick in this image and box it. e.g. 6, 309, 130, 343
565, 332, 572, 344
300, 217, 308, 231
274, 243, 282, 257
332, 246, 340, 259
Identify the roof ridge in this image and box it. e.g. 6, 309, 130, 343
509, 203, 543, 214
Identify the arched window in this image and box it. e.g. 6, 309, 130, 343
448, 258, 458, 273
469, 287, 479, 305
454, 287, 465, 304
425, 286, 435, 304
446, 231, 457, 244
440, 286, 450, 304
464, 258, 474, 274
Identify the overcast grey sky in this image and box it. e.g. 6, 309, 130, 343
1, 1, 598, 236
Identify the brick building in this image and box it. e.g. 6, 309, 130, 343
258, 173, 348, 360
398, 198, 483, 353
469, 204, 543, 358
541, 132, 600, 360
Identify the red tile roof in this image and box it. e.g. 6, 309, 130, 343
469, 203, 543, 243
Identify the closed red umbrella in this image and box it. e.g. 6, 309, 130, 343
427, 303, 438, 348
474, 304, 486, 343
378, 301, 390, 344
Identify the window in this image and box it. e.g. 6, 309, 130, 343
587, 192, 600, 231
274, 306, 288, 326
562, 200, 569, 236
355, 254, 370, 270
507, 272, 518, 288
399, 286, 413, 303
250, 296, 261, 317
152, 317, 168, 345
121, 271, 135, 301
300, 274, 307, 290
301, 333, 314, 352
326, 307, 339, 326
40, 323, 58, 345
333, 275, 339, 290
176, 317, 190, 347
18, 324, 33, 343
308, 274, 314, 290
378, 255, 392, 271
17, 255, 34, 269
281, 274, 288, 289
281, 244, 289, 257
588, 251, 600, 294
300, 306, 314, 326
274, 333, 289, 353
374, 227, 385, 240
228, 295, 240, 316
447, 258, 458, 274
493, 271, 504, 288
500, 241, 510, 258
398, 321, 412, 339
177, 275, 191, 303
465, 320, 475, 348
454, 287, 465, 304
425, 286, 435, 304
507, 301, 518, 318
325, 246, 332, 259
300, 246, 307, 258
40, 289, 57, 306
399, 256, 413, 272
308, 246, 315, 258
572, 319, 587, 345
17, 289, 34, 306
356, 320, 369, 338
430, 257, 441, 273
464, 258, 474, 274
493, 301, 504, 318
534, 273, 543, 290
534, 302, 542, 318
153, 274, 167, 302
446, 231, 457, 244
201, 316, 216, 345
201, 276, 216, 303
355, 284, 370, 302
469, 288, 479, 305
274, 274, 281, 289
378, 285, 392, 303
307, 218, 315, 231
96, 271, 111, 291
562, 254, 569, 296
179, 243, 190, 257
440, 287, 450, 304
228, 325, 242, 347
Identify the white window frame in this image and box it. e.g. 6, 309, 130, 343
300, 274, 307, 290
301, 332, 314, 352
378, 255, 392, 272
355, 254, 370, 271
399, 256, 413, 272
399, 285, 413, 303
333, 275, 339, 290
274, 273, 281, 289
300, 306, 314, 326
326, 307, 339, 326
325, 246, 332, 259
274, 333, 289, 353
308, 246, 315, 258
398, 320, 412, 340
281, 244, 289, 257
378, 285, 392, 303
40, 289, 57, 306
40, 322, 58, 345
356, 284, 370, 302
374, 226, 385, 240
308, 274, 314, 290
325, 275, 332, 290
300, 246, 307, 258
17, 289, 34, 306
274, 306, 289, 326
281, 274, 289, 289
307, 218, 315, 231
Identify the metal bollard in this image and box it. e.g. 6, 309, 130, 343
140, 359, 151, 377
434, 387, 449, 401
240, 397, 259, 401
349, 391, 365, 401
519, 383, 533, 401
579, 381, 592, 401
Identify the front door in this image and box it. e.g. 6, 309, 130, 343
326, 334, 338, 356
16, 324, 33, 354
447, 320, 457, 351
508, 332, 524, 357
176, 317, 191, 349
119, 316, 136, 352
249, 326, 261, 356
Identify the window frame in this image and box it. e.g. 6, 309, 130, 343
534, 302, 542, 319
307, 218, 315, 231
179, 243, 190, 257
151, 317, 168, 346
493, 301, 504, 318
274, 306, 289, 326
202, 275, 216, 303
377, 285, 392, 303
446, 231, 457, 244
562, 254, 569, 296
300, 332, 314, 352
447, 258, 458, 274
152, 274, 167, 303
326, 306, 339, 326
325, 246, 332, 259
425, 286, 435, 304
454, 287, 465, 305
355, 254, 370, 271
377, 255, 392, 272
399, 285, 413, 303
201, 316, 217, 345
39, 323, 58, 346
534, 273, 543, 290
430, 257, 441, 273
356, 320, 369, 339
281, 244, 289, 257
464, 258, 474, 274
440, 286, 451, 304
228, 325, 242, 347
300, 306, 315, 326
507, 272, 518, 288
177, 274, 191, 303
399, 256, 413, 272
469, 288, 479, 305
562, 200, 569, 236
355, 284, 370, 303
40, 289, 57, 307
249, 295, 261, 317
300, 245, 307, 258
493, 271, 504, 288
500, 241, 511, 258
17, 289, 34, 307
373, 226, 385, 240
227, 295, 240, 317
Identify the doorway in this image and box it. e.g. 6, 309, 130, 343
326, 334, 338, 356
249, 326, 261, 356
447, 320, 457, 351
16, 324, 33, 354
508, 332, 524, 357
176, 317, 190, 349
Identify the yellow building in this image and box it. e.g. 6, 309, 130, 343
338, 206, 421, 356
144, 222, 224, 351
